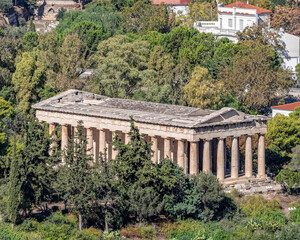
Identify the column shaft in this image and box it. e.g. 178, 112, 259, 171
190, 141, 199, 175
231, 137, 239, 179
151, 137, 158, 164
184, 141, 188, 174
203, 140, 212, 173
245, 135, 253, 178
86, 128, 94, 160
177, 140, 185, 169
125, 133, 131, 144
49, 123, 57, 154
111, 132, 119, 159
99, 129, 107, 159
258, 134, 266, 178
217, 138, 225, 180
164, 138, 172, 159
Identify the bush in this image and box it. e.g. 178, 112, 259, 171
0, 226, 29, 240
16, 219, 39, 232
275, 224, 300, 240
139, 225, 157, 239
160, 219, 205, 239
240, 195, 281, 217
289, 208, 300, 223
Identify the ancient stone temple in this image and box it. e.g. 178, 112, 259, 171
33, 89, 268, 181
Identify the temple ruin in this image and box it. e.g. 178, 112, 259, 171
33, 89, 268, 182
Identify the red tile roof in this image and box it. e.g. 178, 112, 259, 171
225, 1, 272, 14
152, 0, 192, 5
271, 102, 300, 111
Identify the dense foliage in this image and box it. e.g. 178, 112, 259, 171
0, 0, 299, 238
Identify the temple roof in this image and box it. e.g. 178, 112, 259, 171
33, 89, 268, 128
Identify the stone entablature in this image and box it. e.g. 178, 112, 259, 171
33, 89, 268, 181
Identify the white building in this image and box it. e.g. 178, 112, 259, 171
271, 101, 300, 117
194, 1, 300, 72
152, 0, 192, 16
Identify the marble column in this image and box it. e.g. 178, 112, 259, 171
151, 136, 158, 164
245, 135, 253, 178
99, 129, 107, 159
111, 131, 119, 159
217, 138, 225, 180
61, 125, 69, 151
184, 141, 188, 174
164, 138, 172, 159
125, 132, 131, 144
177, 139, 185, 169
231, 136, 239, 179
203, 139, 212, 173
190, 141, 199, 175
86, 128, 94, 160
257, 134, 266, 178
49, 123, 57, 154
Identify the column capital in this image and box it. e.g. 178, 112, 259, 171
203, 138, 213, 142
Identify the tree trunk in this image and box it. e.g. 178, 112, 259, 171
78, 213, 83, 231
11, 222, 15, 230
104, 210, 108, 232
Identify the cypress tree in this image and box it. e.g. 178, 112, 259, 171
7, 135, 20, 229
57, 121, 94, 231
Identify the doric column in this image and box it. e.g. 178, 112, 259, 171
111, 131, 119, 159
49, 123, 57, 154
231, 136, 239, 179
190, 141, 199, 175
258, 134, 266, 178
61, 125, 69, 151
217, 138, 225, 181
184, 141, 188, 174
177, 139, 185, 169
151, 136, 158, 164
245, 135, 253, 178
203, 139, 212, 173
99, 129, 107, 157
164, 138, 172, 159
124, 132, 131, 144
86, 128, 94, 160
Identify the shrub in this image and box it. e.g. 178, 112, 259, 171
289, 208, 300, 223
275, 224, 300, 240
16, 219, 39, 232
120, 225, 141, 238
0, 226, 29, 240
240, 195, 281, 217
139, 225, 157, 239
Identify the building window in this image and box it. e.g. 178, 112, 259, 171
220, 18, 222, 29
239, 19, 244, 30
228, 19, 233, 28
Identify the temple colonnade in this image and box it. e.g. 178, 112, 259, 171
49, 123, 266, 180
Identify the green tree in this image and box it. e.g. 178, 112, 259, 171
12, 52, 45, 115
87, 35, 151, 98
190, 172, 225, 221
181, 1, 217, 26
7, 136, 20, 229
275, 168, 300, 194
220, 41, 293, 109
128, 183, 163, 224
121, 1, 174, 35
22, 32, 39, 51
19, 120, 53, 213
69, 21, 110, 52
183, 66, 227, 109
57, 121, 94, 231
267, 107, 300, 157
288, 145, 300, 171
